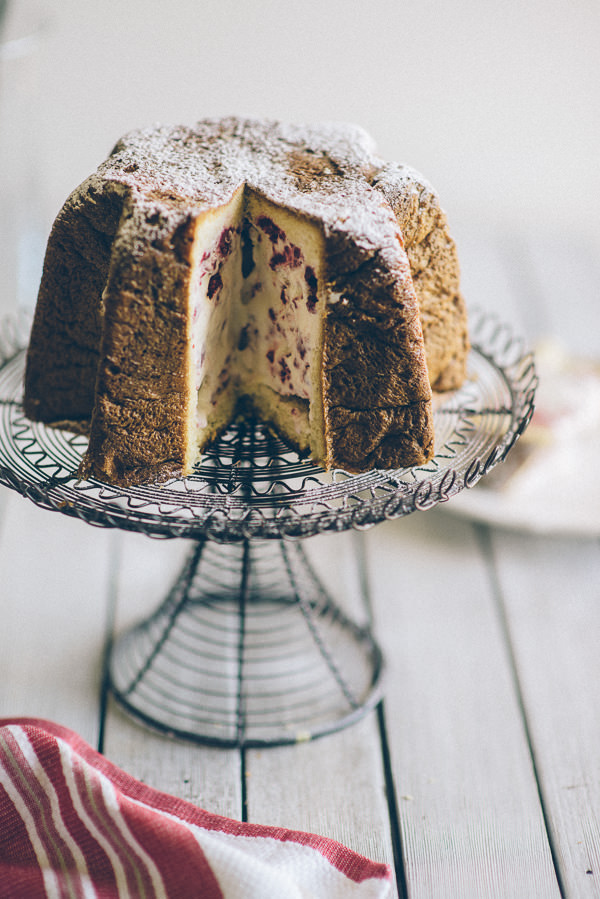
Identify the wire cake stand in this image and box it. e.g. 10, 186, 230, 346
0, 310, 536, 747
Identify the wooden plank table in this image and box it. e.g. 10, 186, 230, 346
1, 228, 599, 897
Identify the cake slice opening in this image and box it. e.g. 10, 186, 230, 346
190, 186, 245, 448
189, 188, 327, 467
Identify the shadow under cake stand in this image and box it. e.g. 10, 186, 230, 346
0, 311, 536, 748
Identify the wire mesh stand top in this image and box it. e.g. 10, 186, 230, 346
0, 310, 537, 747
0, 310, 536, 543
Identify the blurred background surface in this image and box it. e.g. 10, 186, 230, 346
1, 0, 598, 314
31, 1, 600, 236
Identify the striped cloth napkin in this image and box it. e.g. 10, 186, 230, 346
0, 719, 393, 898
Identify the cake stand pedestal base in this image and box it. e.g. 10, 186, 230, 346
107, 537, 384, 748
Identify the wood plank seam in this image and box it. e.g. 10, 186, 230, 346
98, 530, 124, 755
474, 523, 567, 899
354, 530, 406, 898
377, 700, 409, 899
240, 746, 249, 823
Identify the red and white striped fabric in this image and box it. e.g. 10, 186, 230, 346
0, 719, 393, 898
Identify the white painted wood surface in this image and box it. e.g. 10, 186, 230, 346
490, 530, 600, 898
0, 490, 112, 744
1, 229, 599, 897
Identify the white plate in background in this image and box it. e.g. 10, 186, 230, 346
443, 340, 600, 537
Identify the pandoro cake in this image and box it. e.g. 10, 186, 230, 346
24, 117, 469, 486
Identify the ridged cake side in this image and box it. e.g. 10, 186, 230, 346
371, 162, 469, 392
79, 193, 199, 485
24, 177, 126, 423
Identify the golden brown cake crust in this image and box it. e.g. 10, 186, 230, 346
79, 199, 197, 485
370, 163, 469, 391
321, 232, 433, 470
24, 179, 124, 422
24, 118, 469, 485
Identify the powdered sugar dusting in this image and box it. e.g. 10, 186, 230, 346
93, 117, 401, 255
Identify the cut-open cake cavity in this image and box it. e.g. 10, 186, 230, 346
189, 187, 327, 465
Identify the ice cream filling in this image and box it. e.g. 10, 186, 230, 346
189, 189, 326, 459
